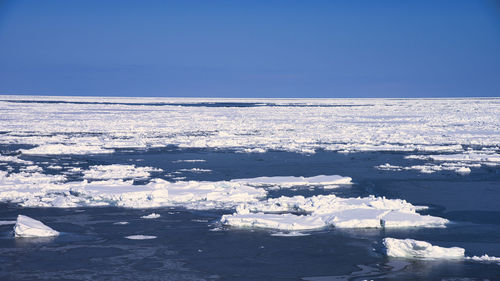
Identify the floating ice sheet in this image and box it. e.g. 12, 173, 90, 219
383, 238, 465, 259
383, 238, 500, 264
14, 215, 59, 238
141, 213, 161, 219
83, 165, 162, 180
221, 194, 447, 230
231, 175, 352, 187
125, 235, 157, 240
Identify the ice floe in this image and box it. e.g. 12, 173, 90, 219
383, 238, 464, 259
383, 238, 500, 264
125, 235, 157, 240
20, 144, 114, 155
376, 163, 475, 175
271, 231, 310, 237
0, 220, 16, 225
178, 168, 212, 173
83, 165, 162, 180
231, 175, 352, 187
141, 213, 161, 219
14, 215, 59, 238
466, 255, 500, 264
0, 154, 33, 164
172, 159, 206, 163
221, 194, 447, 230
400, 150, 500, 174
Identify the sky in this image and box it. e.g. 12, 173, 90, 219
0, 0, 499, 98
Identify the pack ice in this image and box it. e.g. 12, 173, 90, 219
1, 97, 499, 157
14, 215, 59, 238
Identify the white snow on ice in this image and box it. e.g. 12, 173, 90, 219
383, 238, 464, 259
141, 213, 161, 219
172, 159, 206, 163
466, 255, 500, 264
221, 194, 447, 230
83, 164, 162, 180
125, 235, 157, 240
231, 175, 352, 187
14, 215, 59, 238
383, 238, 500, 265
1, 97, 499, 156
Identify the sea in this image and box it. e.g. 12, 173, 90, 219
0, 98, 499, 280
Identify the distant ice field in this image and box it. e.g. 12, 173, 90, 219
0, 97, 499, 280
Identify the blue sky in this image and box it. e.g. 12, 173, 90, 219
0, 0, 499, 97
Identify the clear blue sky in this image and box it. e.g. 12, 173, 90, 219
0, 0, 499, 97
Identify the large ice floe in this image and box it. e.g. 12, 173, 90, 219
383, 238, 465, 259
13, 215, 59, 238
383, 238, 500, 265
221, 194, 447, 230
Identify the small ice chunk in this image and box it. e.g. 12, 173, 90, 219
141, 213, 161, 219
456, 167, 471, 175
383, 238, 464, 259
0, 220, 16, 226
14, 215, 59, 238
466, 255, 500, 264
172, 159, 206, 163
271, 231, 310, 237
125, 235, 156, 240
114, 221, 129, 225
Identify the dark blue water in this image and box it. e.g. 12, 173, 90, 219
1, 147, 499, 280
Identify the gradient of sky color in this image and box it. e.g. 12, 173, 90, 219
0, 0, 499, 97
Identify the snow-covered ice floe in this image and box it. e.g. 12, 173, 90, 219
271, 231, 310, 237
231, 175, 352, 187
0, 220, 16, 226
14, 215, 59, 238
383, 238, 500, 264
83, 165, 162, 180
466, 255, 500, 264
383, 238, 464, 259
141, 213, 161, 219
390, 150, 500, 175
125, 235, 157, 240
221, 194, 447, 231
376, 163, 474, 175
20, 144, 114, 155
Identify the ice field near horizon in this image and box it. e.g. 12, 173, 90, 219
0, 96, 499, 280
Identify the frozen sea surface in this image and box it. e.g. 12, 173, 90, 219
0, 97, 499, 280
